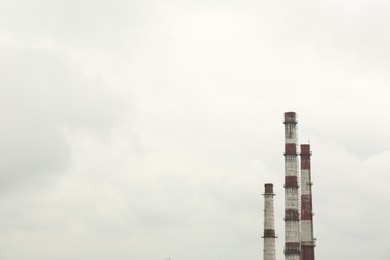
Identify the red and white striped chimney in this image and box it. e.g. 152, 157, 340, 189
283, 112, 300, 260
300, 144, 315, 260
263, 183, 276, 260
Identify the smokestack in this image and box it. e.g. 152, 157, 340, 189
283, 112, 300, 260
263, 183, 276, 260
300, 144, 315, 260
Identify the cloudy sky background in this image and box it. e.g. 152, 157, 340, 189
1, 0, 390, 259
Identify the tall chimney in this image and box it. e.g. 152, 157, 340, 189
300, 144, 315, 260
263, 183, 276, 260
283, 112, 300, 260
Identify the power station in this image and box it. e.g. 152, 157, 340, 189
262, 112, 315, 260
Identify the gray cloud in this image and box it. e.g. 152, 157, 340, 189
0, 1, 389, 260
0, 44, 124, 188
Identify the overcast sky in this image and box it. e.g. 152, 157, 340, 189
1, 0, 390, 259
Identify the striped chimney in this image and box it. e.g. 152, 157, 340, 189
263, 183, 276, 260
300, 144, 315, 260
283, 112, 300, 260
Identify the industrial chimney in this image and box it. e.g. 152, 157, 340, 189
300, 144, 315, 260
263, 183, 276, 260
283, 112, 300, 260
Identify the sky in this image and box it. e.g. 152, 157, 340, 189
0, 0, 390, 259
